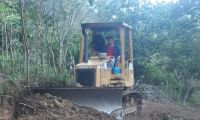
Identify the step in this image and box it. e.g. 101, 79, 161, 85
110, 80, 125, 84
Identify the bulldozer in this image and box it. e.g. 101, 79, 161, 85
31, 22, 142, 116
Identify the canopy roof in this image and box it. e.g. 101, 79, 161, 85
81, 22, 132, 32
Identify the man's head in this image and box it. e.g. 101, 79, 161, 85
106, 36, 114, 47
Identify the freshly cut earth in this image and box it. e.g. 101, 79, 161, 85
15, 93, 116, 120
2, 92, 199, 120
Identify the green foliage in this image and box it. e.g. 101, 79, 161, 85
144, 64, 169, 85
0, 0, 87, 87
0, 2, 19, 24
188, 88, 200, 105
92, 0, 200, 103
37, 66, 73, 87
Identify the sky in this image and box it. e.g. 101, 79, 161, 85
148, 0, 179, 4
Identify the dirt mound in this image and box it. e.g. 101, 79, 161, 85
0, 95, 15, 120
124, 101, 200, 120
14, 95, 200, 120
15, 93, 116, 120
0, 73, 18, 120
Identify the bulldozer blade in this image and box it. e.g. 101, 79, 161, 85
29, 87, 124, 114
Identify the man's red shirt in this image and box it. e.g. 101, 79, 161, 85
107, 46, 114, 56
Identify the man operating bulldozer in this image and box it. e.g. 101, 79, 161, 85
106, 36, 121, 67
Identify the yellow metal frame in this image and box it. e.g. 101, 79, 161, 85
76, 23, 134, 88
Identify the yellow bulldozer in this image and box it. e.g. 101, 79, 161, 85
31, 22, 142, 116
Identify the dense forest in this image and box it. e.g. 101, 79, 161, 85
0, 0, 200, 105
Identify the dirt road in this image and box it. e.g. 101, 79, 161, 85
125, 101, 200, 120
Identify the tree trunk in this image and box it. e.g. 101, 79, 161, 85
59, 40, 64, 72
9, 24, 14, 70
35, 9, 40, 82
182, 87, 195, 104
19, 0, 29, 85
48, 45, 57, 73
6, 24, 14, 71
41, 47, 44, 80
1, 24, 4, 70
5, 23, 8, 62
